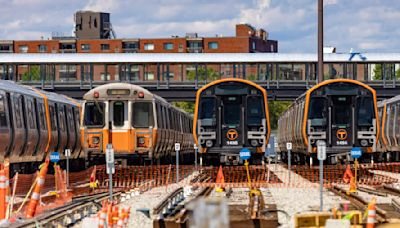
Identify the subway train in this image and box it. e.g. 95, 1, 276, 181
0, 80, 83, 173
81, 83, 194, 165
277, 79, 379, 165
377, 96, 400, 161
193, 78, 270, 165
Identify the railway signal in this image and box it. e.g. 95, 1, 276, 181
350, 147, 363, 193
106, 144, 115, 202
175, 143, 181, 183
317, 140, 326, 212
286, 142, 292, 182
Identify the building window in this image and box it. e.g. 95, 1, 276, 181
19, 45, 28, 53
0, 44, 12, 53
208, 42, 218, 50
38, 44, 47, 53
144, 43, 154, 51
145, 72, 154, 80
81, 44, 90, 51
101, 44, 110, 50
271, 44, 274, 52
163, 43, 174, 50
252, 41, 256, 50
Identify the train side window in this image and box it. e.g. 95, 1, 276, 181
58, 105, 66, 132
38, 103, 47, 130
68, 107, 75, 131
84, 102, 105, 127
162, 106, 167, 129
247, 96, 265, 126
156, 103, 162, 129
357, 97, 374, 126
0, 95, 7, 128
27, 99, 36, 129
13, 95, 23, 128
396, 103, 400, 137
74, 109, 80, 130
49, 104, 57, 131
132, 102, 154, 128
308, 97, 326, 126
389, 105, 395, 138
199, 98, 216, 126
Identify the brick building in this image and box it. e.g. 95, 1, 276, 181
0, 11, 278, 82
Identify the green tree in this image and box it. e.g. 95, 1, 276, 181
21, 65, 41, 81
172, 101, 195, 114
268, 101, 292, 130
186, 67, 220, 81
373, 64, 400, 80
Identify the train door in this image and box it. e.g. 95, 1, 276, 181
0, 91, 12, 160
11, 94, 26, 159
330, 96, 353, 147
221, 95, 243, 147
109, 100, 131, 152
24, 97, 39, 157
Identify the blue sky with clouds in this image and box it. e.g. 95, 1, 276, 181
1, 0, 399, 53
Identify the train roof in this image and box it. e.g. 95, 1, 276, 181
0, 80, 79, 106
197, 78, 266, 94
295, 79, 376, 102
83, 82, 167, 103
378, 94, 400, 108
0, 80, 43, 98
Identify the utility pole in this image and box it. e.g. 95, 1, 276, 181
318, 0, 324, 83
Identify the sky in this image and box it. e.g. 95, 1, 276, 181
0, 0, 399, 53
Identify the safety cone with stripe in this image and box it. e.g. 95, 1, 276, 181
98, 202, 107, 228
90, 165, 98, 189
366, 197, 376, 228
215, 165, 225, 192
342, 164, 353, 184
0, 169, 6, 220
25, 159, 50, 218
116, 208, 125, 228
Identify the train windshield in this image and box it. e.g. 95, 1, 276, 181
199, 98, 216, 126
308, 97, 327, 126
132, 102, 154, 128
357, 97, 374, 126
247, 96, 264, 125
223, 96, 241, 125
84, 101, 105, 127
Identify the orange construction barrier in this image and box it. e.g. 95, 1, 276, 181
366, 197, 377, 228
342, 164, 354, 184
4, 161, 9, 218
215, 165, 225, 192
116, 208, 125, 228
25, 159, 50, 218
0, 169, 6, 220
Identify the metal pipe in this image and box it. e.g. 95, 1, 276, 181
318, 0, 324, 83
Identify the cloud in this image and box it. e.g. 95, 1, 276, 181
0, 0, 399, 53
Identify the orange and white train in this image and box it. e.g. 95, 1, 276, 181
81, 83, 193, 164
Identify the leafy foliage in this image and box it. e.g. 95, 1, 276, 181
21, 65, 41, 81
268, 101, 292, 130
372, 64, 400, 80
186, 67, 220, 81
172, 101, 195, 114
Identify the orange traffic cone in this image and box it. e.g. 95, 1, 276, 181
0, 169, 6, 220
342, 164, 354, 184
348, 177, 357, 193
215, 165, 225, 192
98, 202, 107, 228
366, 197, 377, 228
4, 161, 9, 218
25, 159, 50, 218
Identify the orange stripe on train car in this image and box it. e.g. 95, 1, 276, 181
302, 78, 380, 148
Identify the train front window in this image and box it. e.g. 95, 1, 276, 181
113, 101, 125, 127
84, 102, 105, 127
199, 98, 216, 126
308, 97, 326, 126
223, 96, 241, 125
332, 96, 351, 125
357, 97, 374, 126
132, 102, 154, 128
247, 96, 264, 126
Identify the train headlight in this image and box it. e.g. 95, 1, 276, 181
360, 139, 368, 147
206, 140, 213, 147
92, 137, 100, 144
250, 139, 259, 147
137, 137, 146, 147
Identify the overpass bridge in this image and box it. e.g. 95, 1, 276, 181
0, 53, 399, 100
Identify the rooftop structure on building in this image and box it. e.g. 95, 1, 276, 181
0, 11, 278, 54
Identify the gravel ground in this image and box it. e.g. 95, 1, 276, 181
266, 164, 346, 228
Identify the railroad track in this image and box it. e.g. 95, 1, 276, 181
10, 191, 122, 228
330, 185, 400, 223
